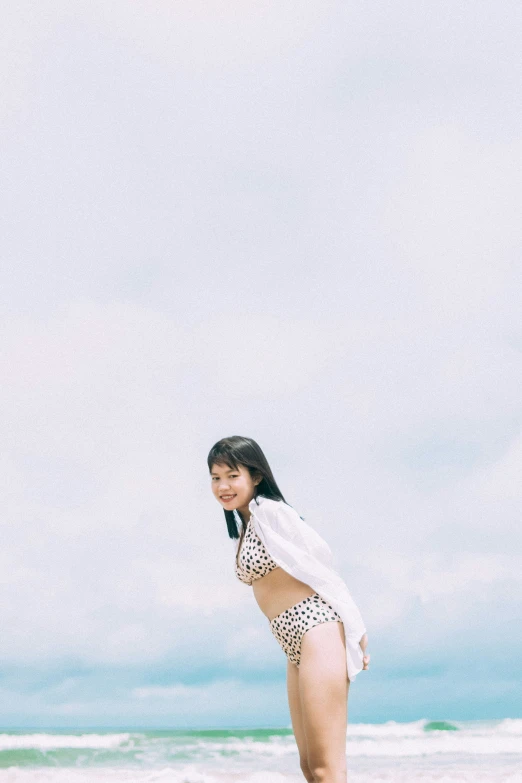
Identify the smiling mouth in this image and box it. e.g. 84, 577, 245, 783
220, 494, 236, 501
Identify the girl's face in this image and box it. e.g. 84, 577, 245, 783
210, 462, 261, 515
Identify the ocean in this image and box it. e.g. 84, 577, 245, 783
1, 718, 521, 782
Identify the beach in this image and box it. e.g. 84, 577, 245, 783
1, 718, 521, 782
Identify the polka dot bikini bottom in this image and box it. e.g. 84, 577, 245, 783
268, 593, 343, 667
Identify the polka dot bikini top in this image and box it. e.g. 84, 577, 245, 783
235, 516, 279, 585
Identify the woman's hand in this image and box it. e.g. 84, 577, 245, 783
360, 632, 370, 670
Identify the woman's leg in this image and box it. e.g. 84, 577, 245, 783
298, 621, 349, 783
287, 659, 315, 782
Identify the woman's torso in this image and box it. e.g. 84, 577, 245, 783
236, 515, 315, 621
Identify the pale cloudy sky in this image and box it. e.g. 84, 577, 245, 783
1, 1, 521, 728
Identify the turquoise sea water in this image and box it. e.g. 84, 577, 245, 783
1, 719, 521, 782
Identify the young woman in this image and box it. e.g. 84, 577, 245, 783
208, 436, 370, 783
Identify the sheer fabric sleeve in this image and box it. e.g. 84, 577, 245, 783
251, 498, 367, 683
275, 502, 337, 568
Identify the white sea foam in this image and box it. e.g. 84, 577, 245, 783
0, 770, 219, 783
496, 718, 522, 735
346, 717, 522, 739
0, 763, 522, 783
347, 718, 429, 737
1, 721, 521, 782
1, 720, 522, 758
0, 733, 131, 751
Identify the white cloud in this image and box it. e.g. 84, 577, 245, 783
472, 432, 522, 502
381, 125, 522, 322
0, 295, 520, 670
364, 549, 522, 629
1, 0, 521, 725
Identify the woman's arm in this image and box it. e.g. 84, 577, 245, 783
252, 497, 369, 680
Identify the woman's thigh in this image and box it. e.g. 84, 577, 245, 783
298, 621, 349, 768
286, 659, 309, 764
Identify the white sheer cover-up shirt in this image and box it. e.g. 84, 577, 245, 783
237, 494, 367, 683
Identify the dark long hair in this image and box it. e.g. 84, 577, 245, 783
207, 436, 290, 544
